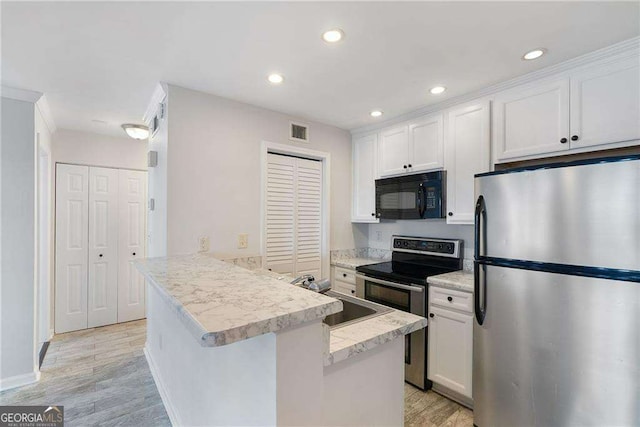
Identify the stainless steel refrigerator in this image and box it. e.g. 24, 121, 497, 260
473, 155, 639, 427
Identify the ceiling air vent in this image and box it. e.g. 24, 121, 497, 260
290, 122, 309, 143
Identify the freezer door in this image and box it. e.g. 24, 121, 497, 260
473, 264, 640, 427
474, 158, 639, 271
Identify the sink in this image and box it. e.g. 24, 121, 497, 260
323, 290, 392, 329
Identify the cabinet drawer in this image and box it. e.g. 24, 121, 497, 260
334, 267, 356, 285
333, 280, 356, 296
429, 286, 473, 313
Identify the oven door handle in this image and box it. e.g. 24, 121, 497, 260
355, 274, 424, 293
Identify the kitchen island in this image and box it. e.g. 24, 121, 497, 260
135, 254, 427, 426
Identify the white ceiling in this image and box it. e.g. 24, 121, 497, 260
2, 2, 639, 137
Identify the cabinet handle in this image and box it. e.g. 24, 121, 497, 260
403, 165, 408, 169
447, 296, 453, 302
429, 313, 434, 318
571, 135, 579, 141
351, 290, 355, 294
560, 138, 567, 144
132, 252, 136, 256
343, 273, 347, 278
371, 213, 375, 217
99, 254, 103, 258
448, 212, 453, 217
408, 164, 412, 168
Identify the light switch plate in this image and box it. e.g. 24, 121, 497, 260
238, 234, 248, 249
198, 236, 210, 253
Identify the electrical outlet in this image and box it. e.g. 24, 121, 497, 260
238, 233, 248, 249
198, 236, 210, 252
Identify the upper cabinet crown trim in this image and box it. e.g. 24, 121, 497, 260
143, 83, 168, 124
351, 36, 640, 137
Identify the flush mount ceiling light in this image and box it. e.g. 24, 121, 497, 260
268, 73, 284, 84
322, 29, 344, 43
522, 48, 547, 60
122, 124, 149, 140
370, 110, 383, 118
429, 86, 446, 95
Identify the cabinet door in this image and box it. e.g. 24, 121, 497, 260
55, 164, 89, 333
378, 125, 409, 177
427, 305, 473, 398
570, 57, 640, 149
408, 113, 444, 173
352, 134, 379, 222
446, 101, 490, 224
118, 169, 147, 322
493, 79, 570, 161
88, 167, 119, 328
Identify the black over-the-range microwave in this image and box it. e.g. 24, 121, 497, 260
375, 171, 445, 220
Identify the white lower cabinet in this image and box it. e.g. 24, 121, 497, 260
427, 286, 473, 400
332, 266, 357, 296
55, 164, 147, 333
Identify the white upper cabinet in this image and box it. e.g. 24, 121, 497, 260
352, 133, 379, 223
378, 124, 409, 177
378, 114, 444, 178
408, 113, 444, 173
493, 79, 570, 162
446, 100, 491, 225
570, 57, 640, 149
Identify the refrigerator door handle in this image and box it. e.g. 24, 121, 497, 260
474, 195, 486, 258
474, 261, 487, 325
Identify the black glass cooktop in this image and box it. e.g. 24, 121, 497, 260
356, 261, 458, 286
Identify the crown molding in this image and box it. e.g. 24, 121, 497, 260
351, 36, 640, 136
35, 94, 57, 134
1, 86, 43, 103
143, 82, 168, 124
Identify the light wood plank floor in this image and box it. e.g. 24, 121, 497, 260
1, 320, 473, 426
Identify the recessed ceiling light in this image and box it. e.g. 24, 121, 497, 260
430, 86, 446, 95
522, 48, 546, 60
370, 110, 383, 118
121, 124, 149, 140
268, 73, 284, 84
322, 29, 344, 43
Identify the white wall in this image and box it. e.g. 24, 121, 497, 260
1, 97, 38, 388
163, 85, 354, 257
52, 128, 147, 171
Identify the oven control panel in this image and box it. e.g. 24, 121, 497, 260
392, 236, 461, 258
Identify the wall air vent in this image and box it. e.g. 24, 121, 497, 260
290, 122, 309, 143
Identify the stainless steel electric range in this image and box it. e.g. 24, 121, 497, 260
355, 236, 463, 390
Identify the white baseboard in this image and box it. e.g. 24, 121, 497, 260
0, 371, 41, 392
144, 346, 179, 426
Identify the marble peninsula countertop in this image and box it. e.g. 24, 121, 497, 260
135, 253, 427, 365
427, 270, 474, 293
134, 254, 343, 347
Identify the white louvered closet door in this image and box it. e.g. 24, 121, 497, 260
265, 153, 322, 278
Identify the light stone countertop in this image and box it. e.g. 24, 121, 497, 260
331, 257, 383, 270
135, 253, 427, 365
427, 270, 474, 293
134, 254, 343, 347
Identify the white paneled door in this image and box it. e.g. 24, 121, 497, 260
55, 164, 90, 333
265, 153, 322, 278
118, 169, 147, 323
88, 167, 119, 328
55, 164, 147, 333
